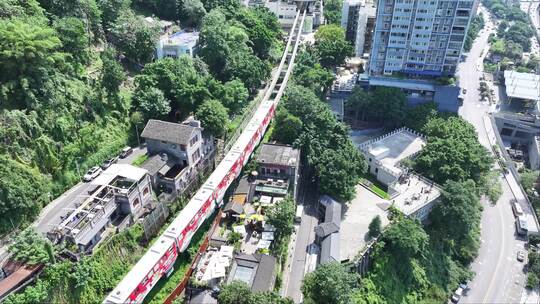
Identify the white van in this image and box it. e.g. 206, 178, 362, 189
295, 205, 304, 223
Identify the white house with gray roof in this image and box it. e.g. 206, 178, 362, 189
141, 117, 215, 195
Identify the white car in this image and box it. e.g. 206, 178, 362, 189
451, 287, 464, 303
83, 166, 103, 182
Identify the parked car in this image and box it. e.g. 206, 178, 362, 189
83, 166, 103, 182
517, 250, 525, 262
100, 156, 118, 170
119, 146, 133, 158
451, 284, 467, 303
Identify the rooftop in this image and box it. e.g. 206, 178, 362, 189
161, 31, 200, 45
359, 128, 426, 176
142, 154, 169, 176
320, 232, 340, 264
91, 164, 147, 186
504, 70, 540, 101
369, 76, 436, 91
141, 119, 199, 145
257, 143, 299, 168
391, 173, 441, 217
228, 253, 276, 292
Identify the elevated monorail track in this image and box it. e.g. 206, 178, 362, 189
104, 5, 308, 303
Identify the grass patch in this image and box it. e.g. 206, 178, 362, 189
132, 154, 149, 167
360, 177, 390, 199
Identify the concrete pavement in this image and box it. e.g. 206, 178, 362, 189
458, 6, 528, 303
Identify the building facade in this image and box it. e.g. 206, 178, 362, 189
341, 0, 377, 57
141, 118, 215, 195
155, 31, 199, 60
369, 0, 478, 76
256, 143, 300, 199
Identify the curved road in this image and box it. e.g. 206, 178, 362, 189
458, 6, 527, 303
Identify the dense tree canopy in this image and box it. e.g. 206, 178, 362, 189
195, 99, 229, 137
382, 218, 429, 258
346, 86, 407, 127
219, 281, 293, 304
266, 196, 295, 240
430, 180, 482, 263
323, 0, 343, 25
415, 116, 492, 184
302, 262, 360, 304
272, 108, 303, 145
0, 155, 51, 232
279, 84, 367, 201
8, 228, 54, 265
110, 10, 160, 64
314, 25, 353, 67
0, 18, 67, 109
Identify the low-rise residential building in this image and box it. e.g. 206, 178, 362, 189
141, 118, 215, 195
358, 128, 441, 221
315, 195, 341, 264
226, 253, 277, 292
255, 143, 300, 199
53, 164, 153, 251
155, 31, 199, 59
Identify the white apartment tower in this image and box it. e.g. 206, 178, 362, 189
369, 0, 478, 76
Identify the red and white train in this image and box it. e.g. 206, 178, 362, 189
104, 8, 306, 303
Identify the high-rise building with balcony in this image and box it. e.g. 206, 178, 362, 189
369, 0, 478, 76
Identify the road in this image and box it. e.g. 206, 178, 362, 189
282, 168, 319, 303
458, 6, 528, 303
33, 147, 147, 234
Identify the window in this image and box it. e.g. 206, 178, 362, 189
143, 187, 150, 196
191, 149, 201, 162
133, 198, 140, 207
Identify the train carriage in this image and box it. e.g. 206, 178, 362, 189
105, 236, 177, 304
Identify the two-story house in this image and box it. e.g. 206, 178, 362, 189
255, 143, 300, 199
141, 118, 214, 195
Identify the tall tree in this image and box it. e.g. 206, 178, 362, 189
97, 0, 131, 28
266, 196, 295, 240
8, 228, 54, 265
302, 262, 360, 304
0, 18, 67, 109
0, 156, 51, 233
179, 0, 206, 28
430, 180, 481, 259
195, 99, 229, 137
272, 108, 303, 145
218, 281, 252, 304
54, 17, 90, 65
133, 87, 171, 120
382, 218, 429, 258
100, 48, 126, 96
111, 10, 160, 64
314, 25, 353, 67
